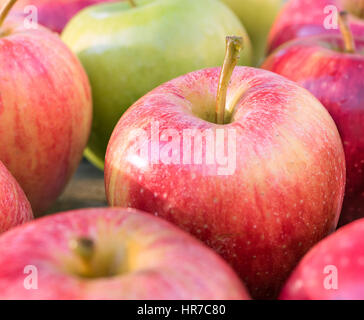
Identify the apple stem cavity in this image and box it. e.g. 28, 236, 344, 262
128, 0, 137, 8
215, 36, 243, 125
69, 237, 95, 277
338, 11, 356, 53
0, 0, 17, 28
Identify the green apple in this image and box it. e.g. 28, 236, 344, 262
62, 0, 252, 170
222, 0, 282, 65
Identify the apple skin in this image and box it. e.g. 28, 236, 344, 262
0, 208, 250, 300
221, 0, 283, 65
262, 35, 364, 226
268, 0, 364, 54
0, 161, 33, 234
62, 0, 252, 170
280, 218, 364, 300
4, 0, 117, 33
104, 66, 346, 299
0, 19, 92, 214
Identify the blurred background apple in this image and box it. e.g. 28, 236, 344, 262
222, 0, 283, 65
0, 1, 92, 214
3, 0, 117, 33
0, 208, 250, 300
268, 0, 364, 53
281, 218, 364, 300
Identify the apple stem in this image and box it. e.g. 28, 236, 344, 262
70, 237, 95, 276
128, 0, 137, 7
338, 11, 356, 53
0, 0, 17, 28
215, 36, 243, 125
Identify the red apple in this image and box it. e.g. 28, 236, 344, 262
0, 207, 249, 300
280, 218, 364, 300
262, 14, 364, 226
104, 37, 346, 299
0, 1, 92, 214
4, 0, 117, 33
268, 0, 364, 53
0, 160, 33, 234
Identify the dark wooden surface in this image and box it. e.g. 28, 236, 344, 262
46, 159, 107, 214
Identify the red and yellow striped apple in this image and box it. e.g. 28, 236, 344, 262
105, 37, 346, 299
0, 160, 33, 234
0, 208, 250, 300
0, 0, 92, 214
262, 13, 364, 225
